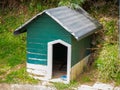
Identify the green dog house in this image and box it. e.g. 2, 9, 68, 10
14, 6, 101, 83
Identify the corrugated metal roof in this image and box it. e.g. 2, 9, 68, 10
14, 6, 102, 40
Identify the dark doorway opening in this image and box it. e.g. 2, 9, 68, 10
52, 43, 67, 79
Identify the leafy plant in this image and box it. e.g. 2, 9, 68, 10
95, 44, 120, 84
59, 0, 85, 8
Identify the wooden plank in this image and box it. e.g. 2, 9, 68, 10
27, 48, 47, 54
27, 53, 47, 59
27, 59, 47, 65
27, 68, 47, 76
27, 43, 46, 49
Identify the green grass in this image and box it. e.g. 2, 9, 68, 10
0, 32, 26, 67
0, 67, 39, 84
80, 75, 91, 83
53, 81, 78, 90
95, 44, 120, 85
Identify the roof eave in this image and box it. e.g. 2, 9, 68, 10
76, 25, 102, 41
13, 12, 44, 35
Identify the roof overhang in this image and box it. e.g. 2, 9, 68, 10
14, 6, 102, 41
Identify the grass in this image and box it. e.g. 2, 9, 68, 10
0, 67, 39, 84
7, 68, 38, 84
53, 81, 79, 90
0, 32, 26, 66
80, 75, 91, 83
95, 44, 120, 85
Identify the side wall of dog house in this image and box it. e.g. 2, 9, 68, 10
70, 35, 92, 80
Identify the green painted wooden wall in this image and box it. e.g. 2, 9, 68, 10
26, 13, 71, 65
71, 35, 92, 67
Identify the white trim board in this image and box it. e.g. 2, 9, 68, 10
27, 63, 47, 76
27, 63, 47, 71
47, 39, 71, 83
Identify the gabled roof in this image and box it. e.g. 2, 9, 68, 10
14, 6, 102, 40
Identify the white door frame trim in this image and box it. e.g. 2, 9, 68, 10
47, 39, 71, 83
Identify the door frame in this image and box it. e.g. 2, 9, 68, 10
47, 39, 71, 83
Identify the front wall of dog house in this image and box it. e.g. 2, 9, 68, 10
26, 13, 71, 65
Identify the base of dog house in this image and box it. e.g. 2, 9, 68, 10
29, 74, 69, 84
27, 54, 91, 84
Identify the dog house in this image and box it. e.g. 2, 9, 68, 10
14, 6, 102, 83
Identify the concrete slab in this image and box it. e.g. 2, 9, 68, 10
93, 82, 114, 90
114, 87, 120, 90
12, 84, 56, 90
0, 84, 56, 90
78, 85, 98, 90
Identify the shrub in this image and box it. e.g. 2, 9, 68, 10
95, 44, 120, 84
59, 0, 85, 8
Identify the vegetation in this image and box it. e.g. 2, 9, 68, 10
53, 81, 78, 90
59, 0, 85, 8
95, 44, 119, 84
2, 68, 38, 84
0, 0, 119, 87
88, 1, 119, 85
94, 11, 119, 84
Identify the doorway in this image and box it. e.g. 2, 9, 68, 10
52, 43, 67, 79
47, 40, 71, 83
